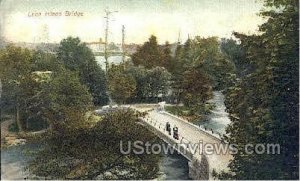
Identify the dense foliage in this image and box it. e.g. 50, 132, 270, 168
219, 0, 299, 179
172, 37, 235, 91
132, 35, 173, 70
58, 37, 109, 105
0, 46, 34, 130
0, 41, 163, 180
131, 35, 236, 116
166, 36, 236, 119
0, 46, 94, 131
220, 38, 248, 77
126, 65, 171, 102
28, 110, 161, 180
180, 68, 212, 114
107, 64, 171, 104
108, 65, 137, 104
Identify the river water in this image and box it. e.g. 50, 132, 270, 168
1, 143, 42, 180
159, 150, 191, 180
196, 91, 231, 135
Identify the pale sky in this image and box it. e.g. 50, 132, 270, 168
0, 0, 266, 44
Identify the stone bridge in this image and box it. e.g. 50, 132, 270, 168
132, 104, 232, 180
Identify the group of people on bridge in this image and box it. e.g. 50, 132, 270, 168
166, 122, 179, 140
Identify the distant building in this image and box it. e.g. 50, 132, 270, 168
86, 38, 106, 52
86, 39, 139, 55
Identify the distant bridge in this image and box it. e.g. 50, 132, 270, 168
132, 104, 232, 180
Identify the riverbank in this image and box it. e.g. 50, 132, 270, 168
164, 103, 215, 123
193, 91, 230, 135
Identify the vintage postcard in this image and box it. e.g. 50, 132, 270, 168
0, 0, 299, 180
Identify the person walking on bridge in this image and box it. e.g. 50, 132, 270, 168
173, 126, 179, 140
166, 122, 171, 135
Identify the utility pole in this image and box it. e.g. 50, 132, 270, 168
104, 9, 117, 73
99, 38, 102, 52
121, 25, 125, 66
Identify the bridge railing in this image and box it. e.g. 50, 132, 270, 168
161, 111, 225, 142
198, 125, 224, 139
141, 112, 230, 180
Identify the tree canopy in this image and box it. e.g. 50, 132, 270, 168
28, 109, 161, 180
108, 65, 137, 104
57, 37, 108, 105
0, 45, 94, 132
107, 64, 171, 103
219, 0, 299, 179
132, 35, 172, 70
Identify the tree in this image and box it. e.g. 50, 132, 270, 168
125, 65, 171, 102
181, 67, 212, 114
31, 50, 65, 73
220, 38, 249, 77
19, 66, 93, 132
37, 70, 93, 132
146, 66, 171, 102
19, 70, 51, 130
108, 65, 136, 104
0, 46, 92, 132
80, 61, 108, 105
28, 109, 161, 179
171, 38, 192, 72
171, 37, 236, 92
202, 55, 236, 90
169, 44, 186, 104
0, 45, 34, 131
125, 66, 149, 102
58, 37, 108, 105
161, 41, 173, 71
132, 35, 162, 68
170, 36, 236, 106
189, 36, 235, 90
189, 36, 219, 66
220, 0, 299, 179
